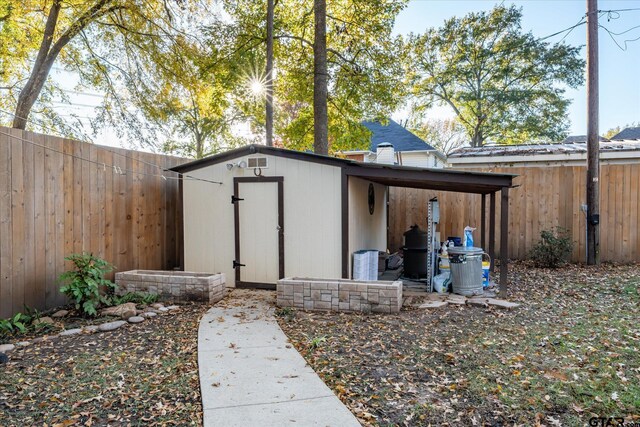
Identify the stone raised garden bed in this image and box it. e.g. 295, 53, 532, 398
115, 270, 226, 304
277, 278, 402, 313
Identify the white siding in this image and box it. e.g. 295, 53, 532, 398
397, 151, 442, 168
348, 177, 387, 277
182, 153, 343, 286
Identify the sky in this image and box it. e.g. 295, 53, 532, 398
391, 0, 640, 136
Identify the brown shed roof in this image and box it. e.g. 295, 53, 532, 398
169, 144, 516, 194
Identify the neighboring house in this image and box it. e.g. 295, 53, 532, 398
341, 119, 446, 168
610, 126, 640, 141
447, 138, 640, 168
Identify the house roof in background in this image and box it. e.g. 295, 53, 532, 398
561, 135, 609, 144
449, 140, 640, 158
610, 127, 640, 140
361, 119, 438, 153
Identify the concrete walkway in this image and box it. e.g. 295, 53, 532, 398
198, 289, 361, 427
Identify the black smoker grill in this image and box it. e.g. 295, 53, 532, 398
402, 225, 429, 278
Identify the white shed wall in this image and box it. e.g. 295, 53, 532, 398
182, 153, 343, 286
348, 177, 387, 277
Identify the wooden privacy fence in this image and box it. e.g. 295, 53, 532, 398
389, 164, 640, 264
0, 127, 186, 318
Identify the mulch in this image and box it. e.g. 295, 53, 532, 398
1, 304, 208, 427
278, 261, 640, 426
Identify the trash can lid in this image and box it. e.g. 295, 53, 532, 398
447, 246, 484, 255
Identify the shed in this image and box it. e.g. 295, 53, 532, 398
170, 145, 516, 292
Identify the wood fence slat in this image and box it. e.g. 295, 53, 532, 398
10, 128, 25, 312
0, 129, 13, 318
32, 131, 46, 310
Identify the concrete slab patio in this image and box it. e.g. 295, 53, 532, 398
198, 289, 361, 427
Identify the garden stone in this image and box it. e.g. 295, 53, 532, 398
59, 328, 83, 336
419, 300, 448, 309
157, 307, 169, 312
0, 352, 7, 364
141, 312, 157, 318
16, 341, 31, 347
166, 305, 179, 310
467, 298, 490, 307
100, 303, 137, 319
98, 320, 127, 332
0, 344, 15, 352
33, 316, 54, 326
31, 337, 45, 343
151, 303, 164, 309
487, 299, 520, 309
51, 310, 69, 318
83, 325, 99, 333
128, 316, 144, 324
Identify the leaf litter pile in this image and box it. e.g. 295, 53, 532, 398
1, 304, 208, 426
278, 262, 640, 426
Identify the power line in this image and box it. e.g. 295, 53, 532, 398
599, 24, 640, 51
0, 109, 222, 185
0, 128, 223, 185
539, 15, 587, 41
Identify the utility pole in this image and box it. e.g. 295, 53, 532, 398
265, 0, 274, 147
586, 0, 600, 265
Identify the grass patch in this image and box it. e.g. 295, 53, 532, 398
278, 262, 640, 426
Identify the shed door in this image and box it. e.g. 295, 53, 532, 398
234, 177, 284, 288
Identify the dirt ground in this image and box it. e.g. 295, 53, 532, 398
1, 304, 207, 427
278, 262, 640, 427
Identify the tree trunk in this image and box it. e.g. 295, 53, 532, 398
265, 0, 274, 147
12, 0, 62, 129
12, 0, 112, 130
471, 130, 483, 147
313, 0, 328, 155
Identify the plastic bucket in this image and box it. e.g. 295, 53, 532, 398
482, 261, 490, 288
448, 247, 485, 296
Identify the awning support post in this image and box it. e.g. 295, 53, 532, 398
489, 192, 496, 272
481, 194, 486, 250
500, 187, 509, 295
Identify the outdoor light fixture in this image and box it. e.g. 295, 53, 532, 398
226, 161, 247, 170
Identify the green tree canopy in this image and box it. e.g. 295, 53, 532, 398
217, 0, 407, 153
404, 5, 585, 147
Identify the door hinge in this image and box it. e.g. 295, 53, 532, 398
231, 195, 244, 204
233, 260, 246, 268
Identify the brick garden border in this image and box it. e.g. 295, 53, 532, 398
115, 271, 226, 304
277, 278, 402, 313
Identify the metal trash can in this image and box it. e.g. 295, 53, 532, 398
448, 247, 486, 296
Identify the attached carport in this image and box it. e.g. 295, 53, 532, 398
341, 161, 517, 294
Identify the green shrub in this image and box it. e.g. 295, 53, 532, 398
0, 312, 31, 336
58, 252, 116, 316
529, 227, 574, 268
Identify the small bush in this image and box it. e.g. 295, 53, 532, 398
529, 227, 573, 268
59, 252, 116, 316
0, 308, 50, 343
